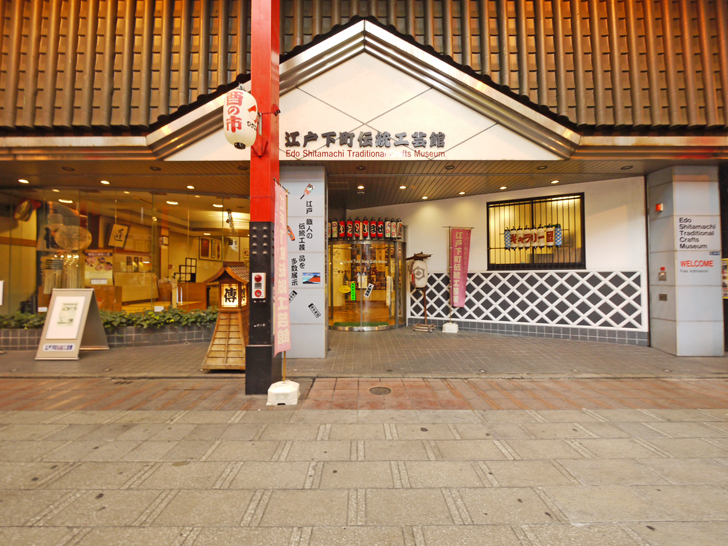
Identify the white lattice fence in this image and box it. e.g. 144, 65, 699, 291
410, 271, 645, 330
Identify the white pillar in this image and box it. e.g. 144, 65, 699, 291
281, 166, 328, 359
647, 166, 723, 356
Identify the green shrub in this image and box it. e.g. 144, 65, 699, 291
0, 308, 218, 331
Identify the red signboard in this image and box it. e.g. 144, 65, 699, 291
450, 228, 471, 307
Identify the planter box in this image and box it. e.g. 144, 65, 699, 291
0, 324, 214, 351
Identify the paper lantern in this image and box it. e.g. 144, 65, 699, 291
554, 224, 563, 246
223, 85, 258, 149
504, 227, 511, 249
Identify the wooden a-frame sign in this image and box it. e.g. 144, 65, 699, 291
35, 289, 109, 360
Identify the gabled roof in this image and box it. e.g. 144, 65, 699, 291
204, 264, 249, 286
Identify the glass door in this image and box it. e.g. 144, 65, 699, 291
329, 240, 405, 331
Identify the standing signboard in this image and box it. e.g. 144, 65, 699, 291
35, 289, 109, 360
274, 183, 291, 354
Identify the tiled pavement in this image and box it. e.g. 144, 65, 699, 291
0, 403, 727, 545
1, 331, 728, 544
1, 329, 728, 379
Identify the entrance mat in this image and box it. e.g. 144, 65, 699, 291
333, 322, 390, 327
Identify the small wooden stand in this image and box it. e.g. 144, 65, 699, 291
412, 287, 436, 332
201, 264, 249, 371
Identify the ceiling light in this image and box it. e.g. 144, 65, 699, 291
204, 232, 211, 236
356, 166, 366, 171
621, 165, 633, 170
187, 185, 195, 189
459, 191, 465, 195
444, 165, 455, 171
195, 195, 200, 198
357, 185, 364, 190
58, 199, 73, 204
422, 196, 428, 200
150, 165, 162, 171
500, 186, 507, 190
237, 165, 248, 171
213, 204, 223, 208
399, 185, 406, 190
61, 166, 75, 172
100, 180, 110, 185
18, 179, 29, 184
537, 165, 547, 170
166, 201, 178, 205
123, 191, 130, 194
52, 189, 60, 193
551, 180, 559, 184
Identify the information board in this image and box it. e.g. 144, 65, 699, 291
35, 289, 109, 360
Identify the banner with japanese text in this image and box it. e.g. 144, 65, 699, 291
450, 228, 471, 308
274, 183, 291, 355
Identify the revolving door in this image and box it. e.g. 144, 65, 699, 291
329, 240, 406, 331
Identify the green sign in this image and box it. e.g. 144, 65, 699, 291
350, 282, 356, 301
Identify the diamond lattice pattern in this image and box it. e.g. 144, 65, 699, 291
410, 271, 644, 330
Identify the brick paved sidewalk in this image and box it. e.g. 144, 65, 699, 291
1, 329, 728, 380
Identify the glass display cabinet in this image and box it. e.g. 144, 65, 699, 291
328, 240, 406, 331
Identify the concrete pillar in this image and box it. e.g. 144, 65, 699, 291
647, 166, 723, 356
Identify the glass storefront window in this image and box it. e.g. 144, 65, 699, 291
0, 187, 250, 317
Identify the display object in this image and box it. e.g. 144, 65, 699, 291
202, 264, 249, 371
329, 219, 404, 241
107, 224, 129, 249
408, 252, 436, 332
223, 85, 258, 149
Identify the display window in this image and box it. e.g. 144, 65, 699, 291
487, 193, 585, 270
0, 188, 249, 316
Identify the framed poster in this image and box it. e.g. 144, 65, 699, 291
45, 296, 86, 340
108, 224, 130, 249
200, 236, 222, 261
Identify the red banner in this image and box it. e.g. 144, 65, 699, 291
450, 228, 471, 307
274, 184, 291, 354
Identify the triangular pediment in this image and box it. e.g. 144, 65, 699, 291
160, 21, 576, 161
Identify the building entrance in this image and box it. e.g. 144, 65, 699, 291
329, 240, 406, 331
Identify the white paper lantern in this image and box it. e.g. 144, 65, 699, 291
223, 85, 258, 149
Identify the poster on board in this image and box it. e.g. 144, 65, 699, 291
36, 289, 109, 360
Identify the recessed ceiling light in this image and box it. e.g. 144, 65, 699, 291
100, 180, 110, 185
204, 232, 211, 236
58, 199, 73, 204
18, 179, 29, 184
237, 165, 248, 171
399, 185, 406, 190
52, 189, 60, 193
356, 166, 366, 171
551, 180, 559, 184
61, 166, 75, 172
500, 186, 507, 190
187, 185, 195, 189
459, 191, 465, 195
195, 195, 200, 198
621, 165, 633, 170
166, 201, 178, 205
422, 196, 428, 200
444, 165, 455, 171
537, 165, 547, 170
357, 185, 364, 190
123, 191, 130, 194
213, 204, 223, 208
150, 165, 162, 171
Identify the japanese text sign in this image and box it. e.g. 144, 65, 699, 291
450, 229, 472, 308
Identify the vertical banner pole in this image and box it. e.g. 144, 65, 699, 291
246, 0, 281, 394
